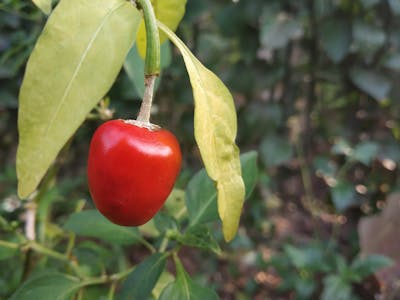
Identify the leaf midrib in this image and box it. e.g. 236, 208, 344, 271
45, 1, 125, 137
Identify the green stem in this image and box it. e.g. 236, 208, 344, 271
27, 241, 85, 277
135, 0, 160, 123
158, 236, 169, 253
107, 282, 117, 300
0, 240, 19, 249
136, 0, 160, 76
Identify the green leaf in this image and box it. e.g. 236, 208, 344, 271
260, 135, 293, 167
9, 272, 82, 300
64, 210, 141, 245
159, 259, 219, 300
117, 253, 167, 300
320, 19, 351, 63
351, 141, 379, 165
32, 0, 52, 14
159, 22, 245, 242
353, 21, 385, 58
321, 275, 353, 300
331, 181, 356, 212
178, 226, 221, 254
349, 255, 393, 282
186, 153, 256, 228
0, 244, 19, 260
260, 15, 303, 50
186, 169, 219, 227
384, 53, 400, 71
388, 0, 400, 15
240, 151, 258, 199
17, 0, 141, 198
350, 67, 391, 101
136, 0, 187, 58
360, 0, 380, 7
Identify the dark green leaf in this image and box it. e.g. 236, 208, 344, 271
351, 141, 379, 165
186, 169, 219, 227
260, 15, 303, 50
320, 19, 351, 62
349, 255, 393, 282
159, 260, 219, 300
388, 0, 400, 14
350, 67, 391, 101
360, 0, 380, 7
313, 156, 337, 178
178, 226, 221, 254
153, 212, 178, 234
240, 151, 258, 199
186, 152, 257, 228
331, 181, 357, 211
117, 253, 167, 300
384, 53, 400, 71
0, 244, 19, 260
321, 275, 353, 300
260, 135, 293, 167
9, 272, 82, 300
64, 210, 141, 245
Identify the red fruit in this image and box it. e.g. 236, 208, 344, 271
87, 119, 181, 226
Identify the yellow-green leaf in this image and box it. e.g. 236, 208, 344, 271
159, 22, 245, 242
136, 0, 187, 58
32, 0, 52, 15
17, 0, 141, 198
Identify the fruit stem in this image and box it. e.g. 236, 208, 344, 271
136, 0, 160, 76
137, 75, 156, 123
134, 0, 160, 123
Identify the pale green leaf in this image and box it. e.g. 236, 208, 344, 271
159, 22, 245, 242
137, 0, 187, 58
17, 0, 141, 198
9, 272, 82, 300
32, 0, 52, 14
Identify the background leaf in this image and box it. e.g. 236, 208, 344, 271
17, 0, 141, 198
350, 255, 393, 282
9, 272, 82, 300
260, 135, 293, 167
321, 275, 353, 300
117, 253, 167, 300
64, 210, 141, 245
349, 67, 391, 101
159, 22, 245, 242
260, 15, 303, 50
320, 19, 351, 63
331, 180, 357, 211
159, 259, 219, 300
136, 0, 187, 58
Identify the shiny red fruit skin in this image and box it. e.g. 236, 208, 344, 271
87, 119, 181, 226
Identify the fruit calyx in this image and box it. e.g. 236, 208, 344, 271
122, 119, 161, 131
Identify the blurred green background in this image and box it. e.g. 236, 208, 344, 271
1, 0, 400, 299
